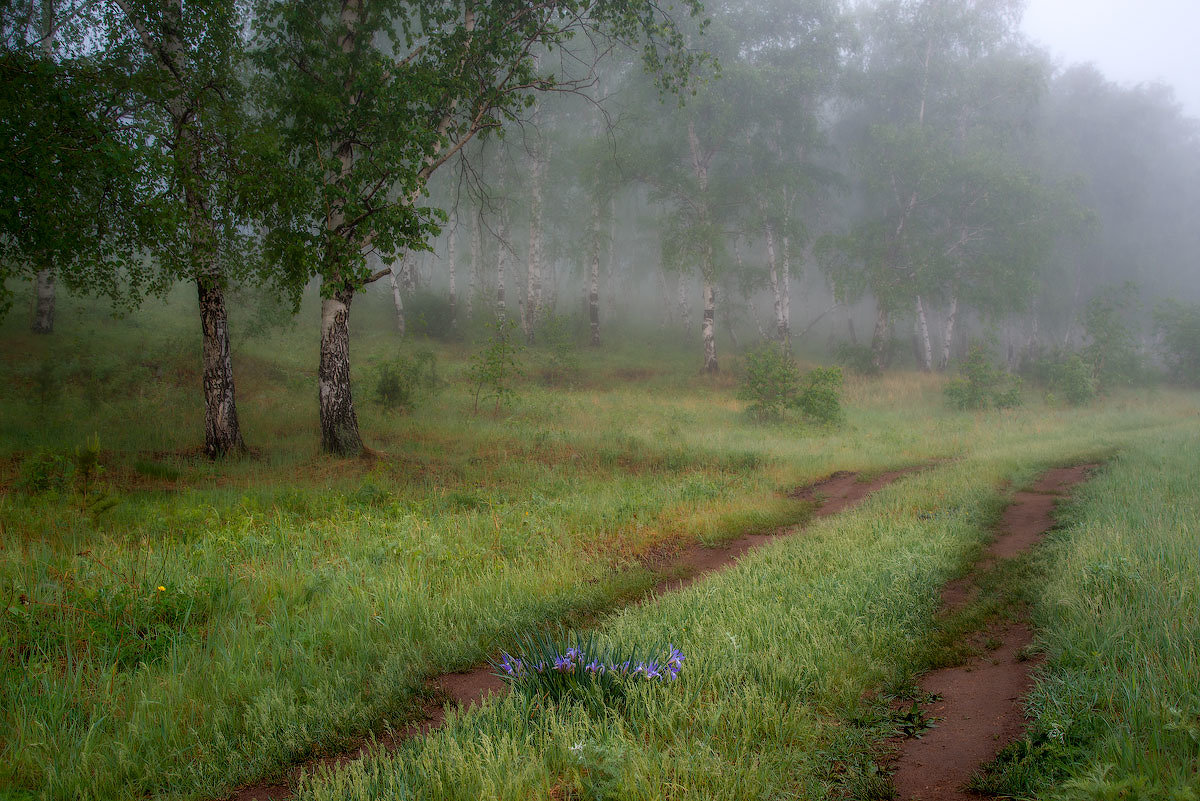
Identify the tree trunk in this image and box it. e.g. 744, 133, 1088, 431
447, 222, 457, 330
916, 295, 933, 372
871, 304, 890, 370
32, 269, 56, 334
588, 195, 601, 346
764, 224, 786, 345
495, 213, 508, 321
198, 276, 245, 458
526, 155, 545, 343
468, 212, 480, 322
318, 287, 362, 456
780, 234, 792, 349
389, 265, 406, 337
939, 294, 958, 370
677, 272, 690, 332
702, 275, 718, 373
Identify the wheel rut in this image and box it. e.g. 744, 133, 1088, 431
224, 464, 927, 801
886, 464, 1097, 801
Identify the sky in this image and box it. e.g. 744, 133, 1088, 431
1021, 0, 1200, 118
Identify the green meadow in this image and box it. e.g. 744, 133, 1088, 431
1, 291, 1197, 800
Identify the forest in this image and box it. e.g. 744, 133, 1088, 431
1, 1, 1199, 800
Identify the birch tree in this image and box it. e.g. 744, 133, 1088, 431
254, 0, 703, 455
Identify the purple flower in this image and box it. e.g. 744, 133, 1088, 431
585, 659, 605, 675
499, 653, 523, 676
667, 646, 685, 668
554, 655, 575, 672
563, 647, 582, 663
642, 660, 663, 680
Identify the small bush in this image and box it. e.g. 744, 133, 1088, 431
1081, 284, 1143, 391
796, 365, 845, 425
738, 344, 801, 421
406, 290, 458, 341
371, 350, 438, 413
834, 342, 881, 376
469, 318, 523, 415
536, 312, 581, 386
16, 450, 75, 494
945, 345, 1023, 410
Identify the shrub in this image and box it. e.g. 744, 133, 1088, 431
738, 344, 802, 421
796, 365, 845, 425
834, 342, 881, 376
945, 345, 1023, 410
16, 450, 75, 494
536, 312, 581, 386
406, 290, 458, 341
1081, 283, 1143, 391
1153, 298, 1200, 385
371, 350, 439, 413
469, 318, 523, 415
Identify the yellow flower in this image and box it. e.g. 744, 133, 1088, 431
157, 586, 166, 592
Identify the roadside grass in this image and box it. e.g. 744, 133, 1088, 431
970, 429, 1200, 800
0, 289, 1196, 800
290, 440, 1171, 801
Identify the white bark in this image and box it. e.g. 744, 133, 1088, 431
389, 264, 406, 337
468, 212, 481, 321
916, 295, 933, 372
780, 235, 792, 347
495, 213, 508, 321
588, 194, 602, 346
702, 276, 718, 373
526, 150, 545, 342
939, 294, 958, 370
677, 272, 691, 332
447, 220, 457, 329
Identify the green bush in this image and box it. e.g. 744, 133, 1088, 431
1153, 298, 1200, 385
738, 344, 802, 421
945, 345, 1023, 410
406, 290, 458, 341
834, 342, 881, 376
469, 318, 523, 415
536, 312, 581, 386
739, 346, 844, 424
371, 350, 439, 413
1081, 284, 1143, 391
796, 365, 845, 425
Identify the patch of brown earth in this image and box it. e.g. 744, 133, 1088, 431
225, 464, 927, 801
887, 464, 1096, 801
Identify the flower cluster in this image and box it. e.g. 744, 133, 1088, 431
498, 645, 685, 682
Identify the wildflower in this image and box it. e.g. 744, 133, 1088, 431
585, 659, 605, 675
642, 660, 663, 680
554, 655, 575, 672
499, 653, 522, 676
563, 647, 582, 663
157, 586, 166, 592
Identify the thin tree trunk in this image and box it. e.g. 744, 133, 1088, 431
702, 275, 718, 373
198, 276, 244, 458
32, 269, 55, 334
389, 264, 406, 337
764, 224, 786, 345
468, 212, 480, 322
916, 295, 933, 372
871, 304, 890, 370
677, 272, 691, 332
939, 294, 958, 370
656, 267, 673, 330
526, 153, 545, 343
318, 287, 362, 456
447, 221, 457, 330
495, 213, 507, 321
588, 194, 601, 346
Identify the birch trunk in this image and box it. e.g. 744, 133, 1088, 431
780, 235, 792, 348
525, 153, 545, 343
702, 276, 718, 373
677, 272, 691, 332
871, 305, 890, 370
764, 224, 786, 345
447, 222, 457, 330
389, 265, 406, 336
939, 294, 958, 370
468, 212, 481, 321
495, 213, 507, 321
198, 276, 243, 457
32, 269, 55, 334
588, 195, 601, 346
916, 295, 933, 372
318, 289, 362, 455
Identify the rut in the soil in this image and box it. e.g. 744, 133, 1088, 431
888, 464, 1095, 801
225, 465, 925, 801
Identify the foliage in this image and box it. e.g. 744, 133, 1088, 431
371, 351, 439, 414
406, 290, 458, 342
945, 345, 1023, 410
738, 344, 802, 421
739, 346, 844, 424
1080, 284, 1142, 391
834, 342, 882, 376
468, 319, 523, 415
1152, 298, 1200, 385
796, 365, 844, 425
1024, 349, 1098, 407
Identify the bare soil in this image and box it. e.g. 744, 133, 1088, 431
225, 464, 925, 801
887, 464, 1096, 801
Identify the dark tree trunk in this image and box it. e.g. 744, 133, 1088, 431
32, 268, 55, 334
198, 277, 245, 458
318, 287, 363, 456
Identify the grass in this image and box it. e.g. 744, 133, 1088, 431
0, 286, 1197, 800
